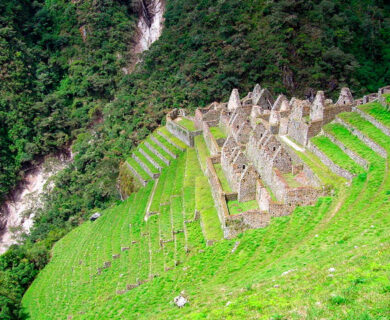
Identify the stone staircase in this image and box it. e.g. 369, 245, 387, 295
125, 126, 188, 186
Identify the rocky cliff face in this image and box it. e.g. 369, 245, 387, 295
0, 151, 72, 253
135, 0, 164, 53
124, 0, 165, 73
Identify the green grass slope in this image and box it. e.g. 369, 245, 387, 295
22, 116, 390, 319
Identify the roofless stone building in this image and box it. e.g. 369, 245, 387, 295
160, 84, 390, 237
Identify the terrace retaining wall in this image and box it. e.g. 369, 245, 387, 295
307, 141, 354, 180
335, 117, 387, 158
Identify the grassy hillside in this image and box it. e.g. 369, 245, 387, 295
22, 111, 390, 319
2, 0, 390, 318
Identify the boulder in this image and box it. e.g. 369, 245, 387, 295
174, 295, 188, 308
90, 212, 101, 221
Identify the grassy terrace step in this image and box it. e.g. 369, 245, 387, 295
359, 101, 390, 128
194, 135, 210, 171
176, 118, 197, 131
126, 158, 150, 182
195, 176, 223, 241
139, 143, 166, 169
323, 123, 380, 164
148, 170, 168, 214
133, 150, 160, 175
338, 111, 390, 149
145, 137, 174, 162
153, 133, 181, 155
158, 127, 188, 150
311, 136, 365, 175
227, 199, 259, 215
183, 149, 200, 220
148, 215, 164, 277
214, 163, 232, 192
210, 126, 227, 140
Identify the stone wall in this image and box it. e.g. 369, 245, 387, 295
287, 119, 309, 146
285, 187, 322, 206
308, 141, 354, 180
205, 157, 230, 229
238, 166, 258, 202
225, 211, 270, 238
378, 86, 390, 110
256, 180, 271, 212
269, 202, 294, 217
166, 119, 201, 147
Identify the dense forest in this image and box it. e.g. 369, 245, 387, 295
0, 0, 389, 318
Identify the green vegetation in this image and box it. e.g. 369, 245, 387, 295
214, 163, 232, 192
323, 123, 379, 165
145, 137, 174, 162
294, 148, 346, 188
227, 199, 259, 215
176, 118, 197, 132
359, 102, 390, 128
194, 135, 210, 171
210, 126, 227, 140
311, 135, 364, 175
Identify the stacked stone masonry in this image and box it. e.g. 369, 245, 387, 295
169, 84, 389, 237
128, 83, 389, 238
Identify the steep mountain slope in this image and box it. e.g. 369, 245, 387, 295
22, 103, 390, 319
1, 1, 390, 319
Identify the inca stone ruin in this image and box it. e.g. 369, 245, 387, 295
130, 84, 390, 238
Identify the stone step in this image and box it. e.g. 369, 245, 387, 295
157, 128, 186, 151
139, 147, 163, 171
132, 153, 160, 179
144, 141, 172, 165
150, 136, 177, 159
335, 116, 387, 158
125, 161, 149, 187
